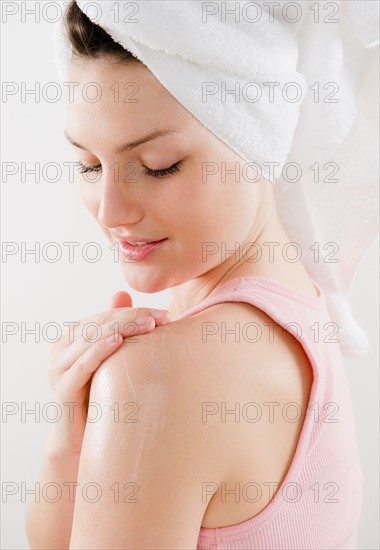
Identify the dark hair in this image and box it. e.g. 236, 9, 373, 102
64, 0, 141, 64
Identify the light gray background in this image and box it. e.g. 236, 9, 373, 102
1, 8, 379, 549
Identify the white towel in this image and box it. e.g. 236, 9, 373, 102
52, 0, 379, 357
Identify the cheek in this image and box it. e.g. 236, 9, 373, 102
181, 192, 256, 270
173, 170, 256, 238
161, 178, 236, 258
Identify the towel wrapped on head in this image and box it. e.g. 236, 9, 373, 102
52, 0, 379, 357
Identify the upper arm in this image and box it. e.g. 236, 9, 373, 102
69, 321, 224, 549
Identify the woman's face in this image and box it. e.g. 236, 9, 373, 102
66, 58, 263, 293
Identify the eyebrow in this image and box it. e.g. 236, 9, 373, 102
64, 128, 181, 153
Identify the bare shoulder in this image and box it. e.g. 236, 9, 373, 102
90, 298, 313, 444
91, 300, 295, 393
88, 300, 314, 528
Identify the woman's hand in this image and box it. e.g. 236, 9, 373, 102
46, 291, 170, 455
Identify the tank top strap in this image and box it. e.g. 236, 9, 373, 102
176, 275, 327, 321
176, 275, 334, 365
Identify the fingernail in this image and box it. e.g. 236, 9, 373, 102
106, 333, 122, 344
150, 309, 170, 320
136, 316, 155, 326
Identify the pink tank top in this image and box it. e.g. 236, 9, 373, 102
176, 275, 363, 550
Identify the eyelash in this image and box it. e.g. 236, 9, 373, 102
77, 160, 184, 178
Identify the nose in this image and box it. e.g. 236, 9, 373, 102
97, 167, 144, 229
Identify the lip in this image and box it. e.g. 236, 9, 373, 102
118, 238, 167, 262
112, 234, 161, 243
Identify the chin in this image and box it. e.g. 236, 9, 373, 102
123, 271, 170, 294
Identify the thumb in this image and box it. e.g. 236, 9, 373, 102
110, 291, 133, 309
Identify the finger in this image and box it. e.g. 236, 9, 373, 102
61, 333, 125, 397
110, 291, 132, 309
52, 316, 156, 374
61, 306, 169, 345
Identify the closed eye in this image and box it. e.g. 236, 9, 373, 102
78, 161, 102, 174
143, 160, 184, 178
77, 160, 184, 178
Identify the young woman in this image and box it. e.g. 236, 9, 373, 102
26, 2, 364, 549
